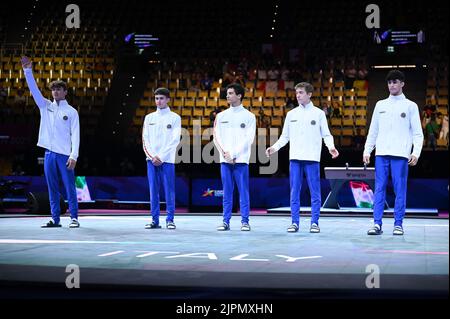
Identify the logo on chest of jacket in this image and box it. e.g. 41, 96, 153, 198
167, 124, 172, 129
63, 115, 68, 121
240, 123, 246, 128
311, 120, 316, 125
400, 112, 406, 118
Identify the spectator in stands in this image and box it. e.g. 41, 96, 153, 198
425, 113, 440, 151
281, 66, 290, 82
234, 73, 246, 87
209, 106, 223, 127
247, 65, 257, 82
344, 63, 357, 89
364, 70, 424, 236
285, 94, 296, 109
285, 89, 297, 109
257, 65, 267, 81
213, 83, 256, 232
326, 103, 333, 118
267, 66, 280, 81
424, 104, 436, 117
21, 55, 80, 228
421, 108, 431, 131
200, 72, 213, 91
178, 76, 188, 90
237, 57, 249, 75
332, 65, 345, 82
220, 72, 234, 99
353, 128, 365, 149
14, 88, 26, 107
322, 102, 334, 119
0, 80, 7, 106
142, 87, 181, 230
85, 63, 93, 72
188, 73, 201, 92
258, 108, 270, 128
358, 65, 369, 80
332, 101, 342, 118
265, 66, 278, 93
436, 112, 443, 127
289, 68, 301, 83
439, 113, 449, 144
0, 80, 9, 121
266, 82, 339, 234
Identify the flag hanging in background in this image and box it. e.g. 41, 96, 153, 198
349, 181, 374, 208
75, 176, 91, 202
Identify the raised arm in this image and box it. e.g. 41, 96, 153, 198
21, 56, 50, 108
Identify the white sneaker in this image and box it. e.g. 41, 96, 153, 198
217, 222, 230, 231
367, 224, 383, 235
310, 223, 320, 233
69, 219, 80, 228
166, 222, 176, 230
393, 226, 404, 235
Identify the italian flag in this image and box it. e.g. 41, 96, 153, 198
75, 176, 91, 201
349, 181, 374, 208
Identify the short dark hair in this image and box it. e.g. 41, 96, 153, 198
48, 80, 67, 91
294, 82, 314, 94
385, 70, 405, 82
226, 83, 245, 99
154, 87, 170, 98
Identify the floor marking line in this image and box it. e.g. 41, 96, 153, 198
98, 250, 125, 257
365, 249, 448, 255
0, 239, 120, 244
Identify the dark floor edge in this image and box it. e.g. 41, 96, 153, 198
0, 265, 447, 294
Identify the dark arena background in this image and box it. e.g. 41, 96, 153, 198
0, 0, 448, 312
